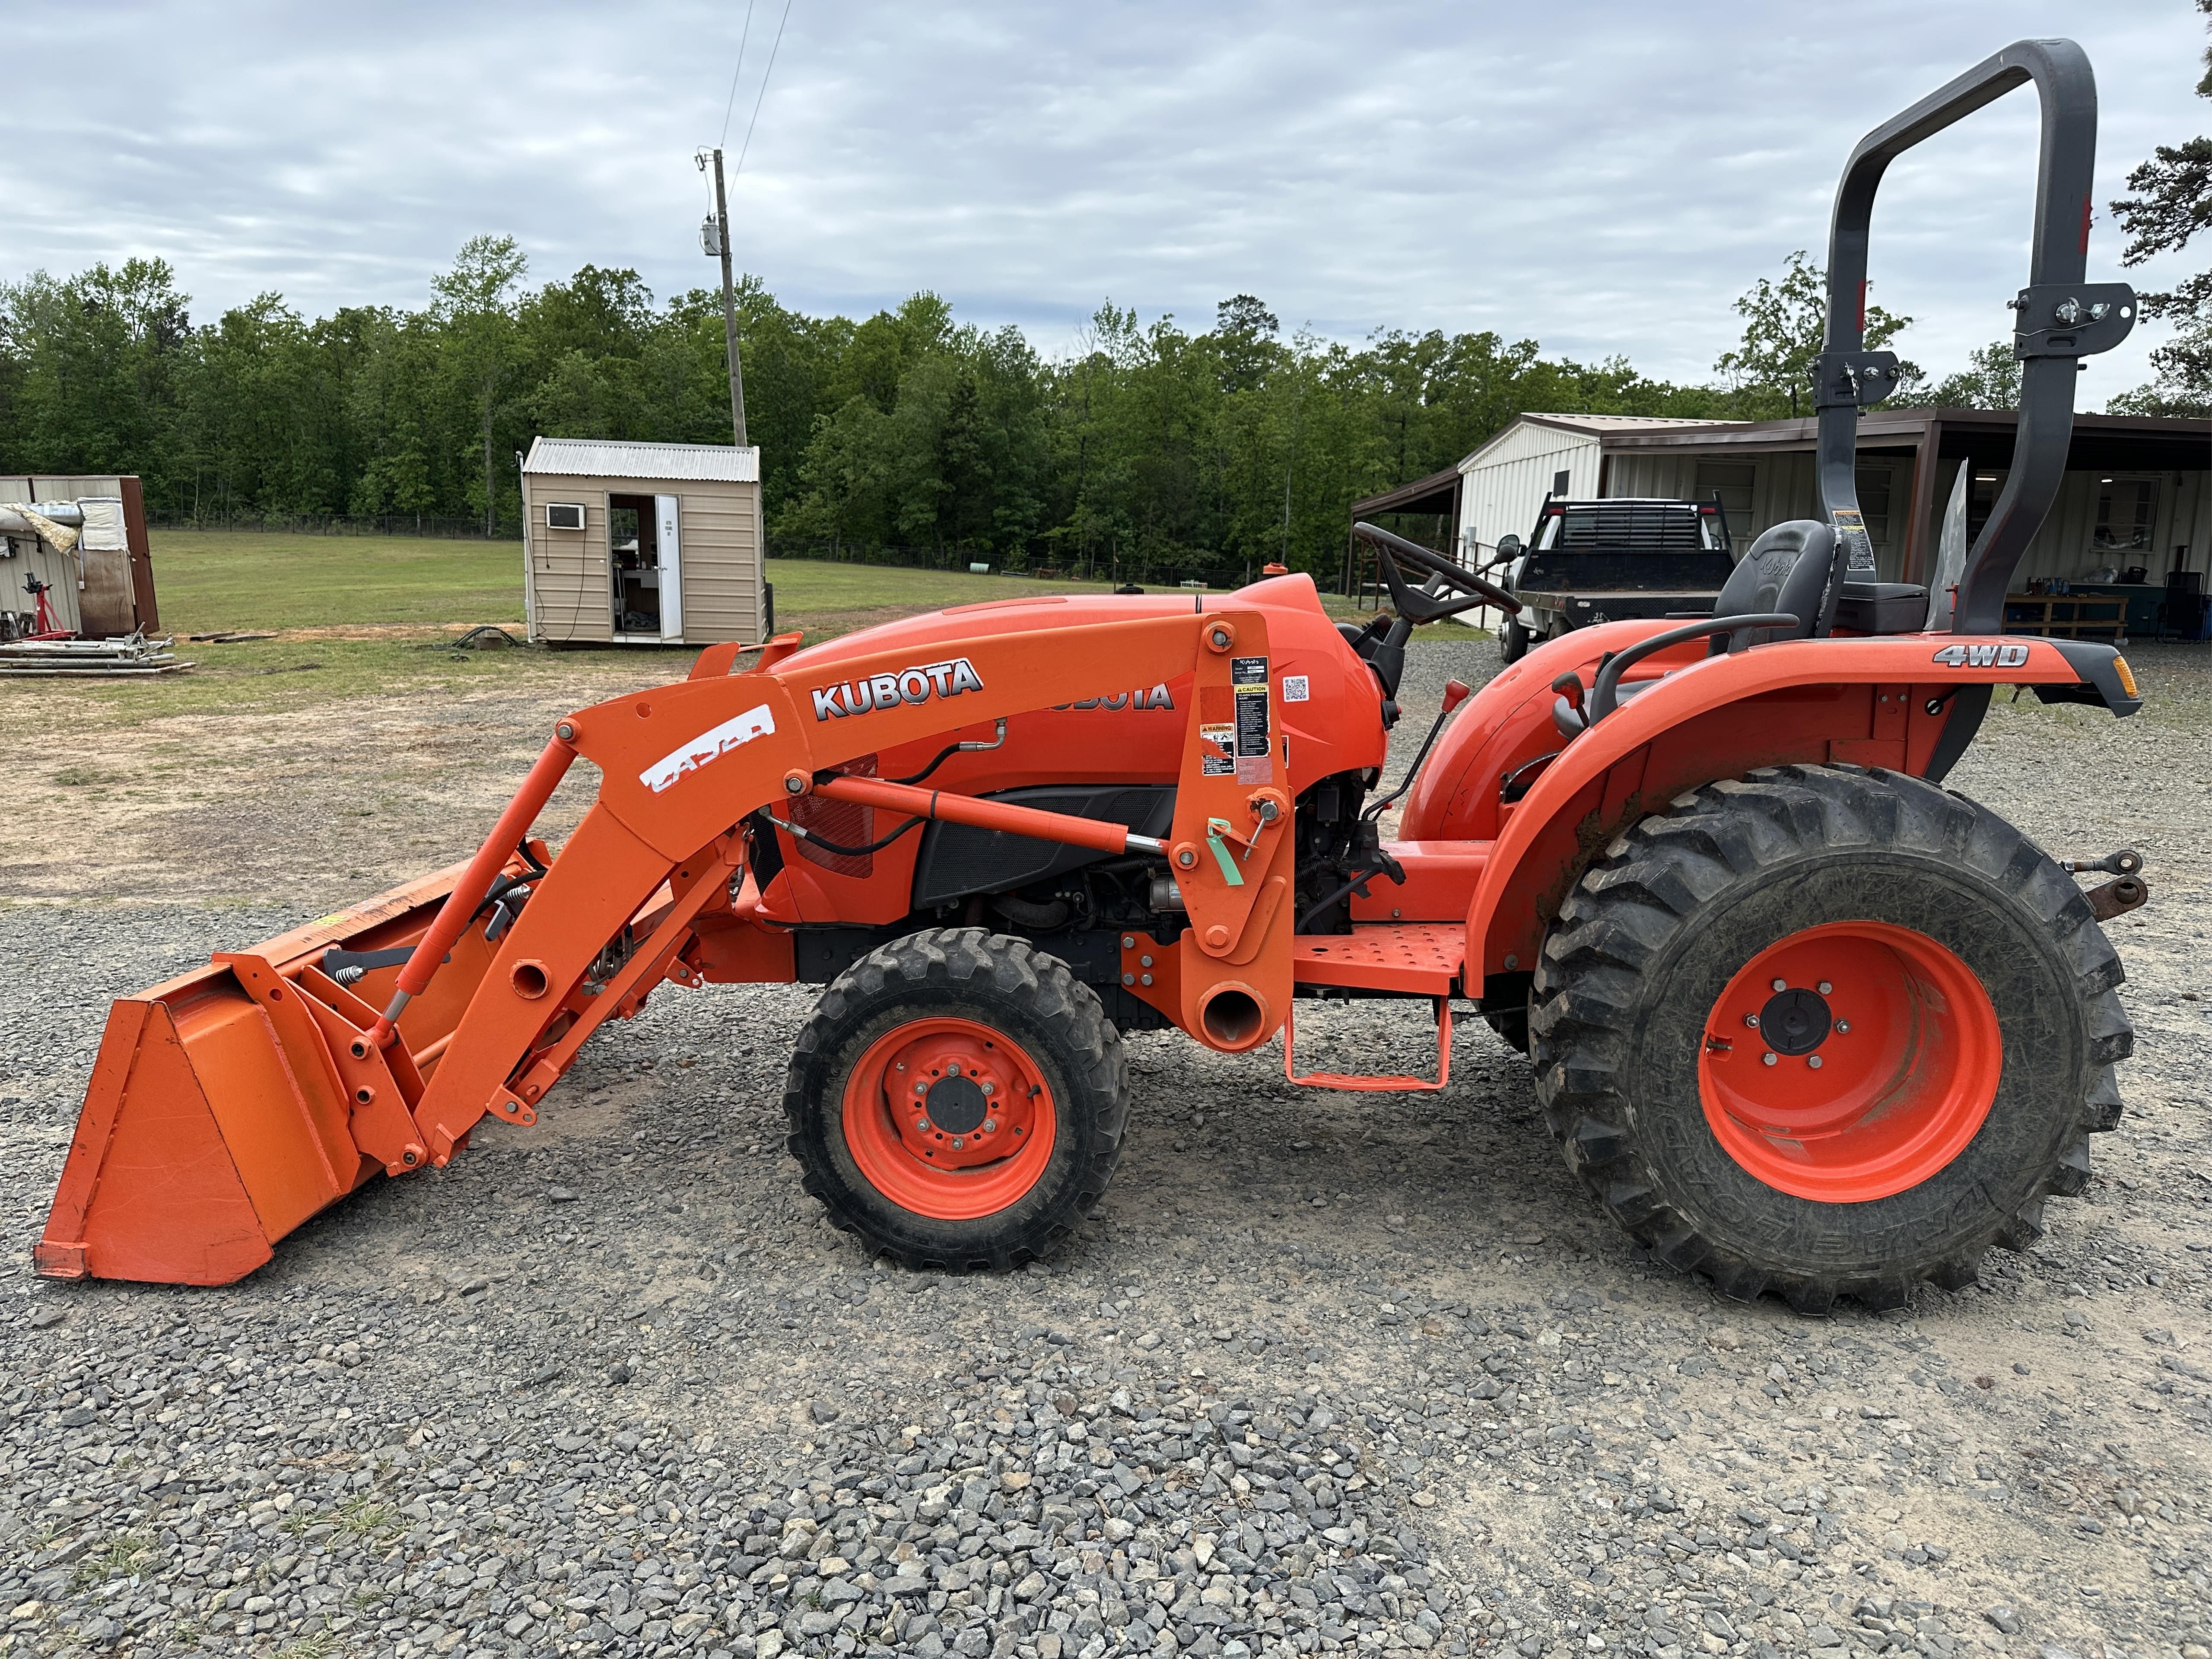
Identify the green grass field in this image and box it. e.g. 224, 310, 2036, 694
145, 529, 1121, 635
7, 531, 1371, 732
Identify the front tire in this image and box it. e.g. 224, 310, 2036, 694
784, 928, 1128, 1271
1530, 765, 2131, 1312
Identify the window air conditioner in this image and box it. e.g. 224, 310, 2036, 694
545, 503, 586, 531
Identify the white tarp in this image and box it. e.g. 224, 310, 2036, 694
77, 498, 127, 553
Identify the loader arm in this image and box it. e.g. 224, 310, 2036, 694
40, 606, 1300, 1282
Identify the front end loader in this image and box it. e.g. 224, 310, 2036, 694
38, 38, 2153, 1309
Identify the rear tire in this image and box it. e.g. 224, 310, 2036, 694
1499, 618, 1530, 664
784, 928, 1128, 1271
1530, 764, 2131, 1312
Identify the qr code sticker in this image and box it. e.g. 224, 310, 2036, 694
1281, 675, 1310, 702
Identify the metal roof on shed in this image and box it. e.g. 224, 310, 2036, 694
521, 437, 759, 483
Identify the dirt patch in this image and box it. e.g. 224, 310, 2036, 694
0, 670, 663, 908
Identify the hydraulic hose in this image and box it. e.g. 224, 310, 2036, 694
766, 812, 925, 860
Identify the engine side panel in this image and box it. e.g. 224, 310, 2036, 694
756, 575, 1386, 927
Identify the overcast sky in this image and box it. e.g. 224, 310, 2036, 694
10, 1, 2208, 401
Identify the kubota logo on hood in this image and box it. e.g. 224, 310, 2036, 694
810, 658, 985, 720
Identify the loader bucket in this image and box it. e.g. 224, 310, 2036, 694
35, 859, 513, 1286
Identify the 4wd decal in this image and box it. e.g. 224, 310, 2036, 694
1932, 642, 2031, 668
1049, 684, 1175, 712
640, 703, 776, 794
810, 658, 984, 720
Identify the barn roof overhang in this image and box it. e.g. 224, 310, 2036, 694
1349, 465, 1463, 520
1595, 409, 2211, 472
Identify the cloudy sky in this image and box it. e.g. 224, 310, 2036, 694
10, 1, 2208, 398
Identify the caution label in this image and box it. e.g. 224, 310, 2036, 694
1231, 654, 1272, 784
1832, 507, 1878, 574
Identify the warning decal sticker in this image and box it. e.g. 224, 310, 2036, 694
1231, 654, 1272, 784
1200, 721, 1236, 777
1832, 507, 1878, 574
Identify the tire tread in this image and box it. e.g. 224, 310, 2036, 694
1530, 763, 2132, 1312
782, 928, 1126, 1273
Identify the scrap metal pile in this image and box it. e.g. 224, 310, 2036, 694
0, 631, 192, 678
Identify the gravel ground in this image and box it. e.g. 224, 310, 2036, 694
3, 636, 2210, 1659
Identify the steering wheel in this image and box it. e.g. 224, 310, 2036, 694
1351, 521, 1521, 620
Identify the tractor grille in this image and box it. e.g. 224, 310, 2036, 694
789, 754, 877, 878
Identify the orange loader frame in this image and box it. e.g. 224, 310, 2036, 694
42, 609, 1299, 1282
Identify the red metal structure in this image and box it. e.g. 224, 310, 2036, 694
35, 40, 2155, 1309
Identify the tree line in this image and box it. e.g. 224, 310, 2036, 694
0, 240, 1745, 582
2, 178, 2199, 588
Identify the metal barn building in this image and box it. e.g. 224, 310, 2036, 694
1453, 410, 2212, 595
0, 474, 159, 639
518, 438, 766, 648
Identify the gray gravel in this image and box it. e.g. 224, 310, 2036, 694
3, 637, 2211, 1659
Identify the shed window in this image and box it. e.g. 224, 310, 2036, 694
544, 502, 585, 531
2093, 479, 2158, 553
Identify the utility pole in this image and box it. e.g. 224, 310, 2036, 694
699, 147, 748, 447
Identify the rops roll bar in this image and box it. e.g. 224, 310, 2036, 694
1812, 38, 2136, 635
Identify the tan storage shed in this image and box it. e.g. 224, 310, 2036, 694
518, 438, 765, 647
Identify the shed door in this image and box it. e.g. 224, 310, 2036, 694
655, 495, 683, 640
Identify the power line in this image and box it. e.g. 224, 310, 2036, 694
717, 0, 757, 150
733, 0, 796, 178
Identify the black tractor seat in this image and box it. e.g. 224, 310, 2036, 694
1706, 521, 1837, 650
1551, 521, 1842, 739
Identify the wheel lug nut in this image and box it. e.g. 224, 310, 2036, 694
1770, 978, 1787, 993
982, 1118, 997, 1133
1808, 1055, 1823, 1070
1817, 980, 1833, 995
1835, 1020, 1850, 1034
1762, 1052, 1777, 1067
951, 1137, 965, 1150
981, 1081, 995, 1096
915, 1081, 928, 1094
914, 1118, 928, 1131
946, 1062, 961, 1077
1743, 1014, 1760, 1029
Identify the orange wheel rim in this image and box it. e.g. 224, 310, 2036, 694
840, 1017, 1058, 1220
1697, 920, 2000, 1203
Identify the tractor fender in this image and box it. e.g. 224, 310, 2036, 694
1460, 631, 2131, 984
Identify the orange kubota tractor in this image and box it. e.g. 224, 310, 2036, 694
39, 40, 2152, 1311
